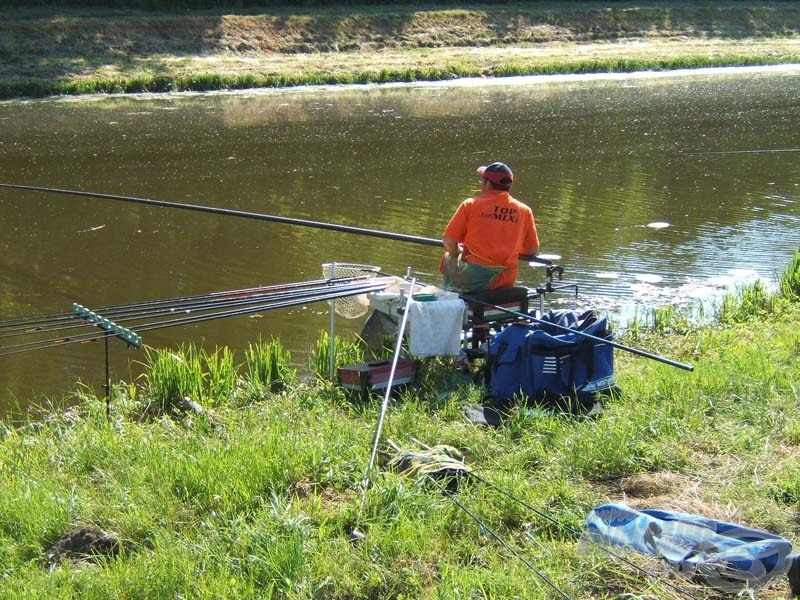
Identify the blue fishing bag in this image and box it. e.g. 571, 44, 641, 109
488, 310, 616, 408
583, 503, 793, 592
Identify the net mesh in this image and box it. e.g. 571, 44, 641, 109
321, 263, 381, 319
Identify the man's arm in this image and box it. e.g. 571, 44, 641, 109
442, 236, 462, 255
523, 212, 540, 258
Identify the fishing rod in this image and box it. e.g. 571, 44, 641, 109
76, 277, 358, 320
0, 282, 387, 356
462, 295, 694, 372
675, 147, 800, 157
70, 277, 381, 327
0, 276, 378, 337
401, 436, 696, 597
0, 183, 446, 246
0, 281, 322, 331
0, 183, 554, 265
0, 280, 387, 356
389, 436, 572, 597
134, 281, 387, 333
428, 476, 574, 600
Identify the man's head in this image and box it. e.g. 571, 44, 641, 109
477, 162, 514, 190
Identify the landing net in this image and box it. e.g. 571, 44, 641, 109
321, 263, 381, 319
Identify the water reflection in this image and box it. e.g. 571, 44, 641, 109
0, 68, 798, 409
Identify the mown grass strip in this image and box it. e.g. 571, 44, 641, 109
3, 53, 798, 100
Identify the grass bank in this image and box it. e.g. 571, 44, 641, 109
1, 2, 800, 98
0, 250, 798, 598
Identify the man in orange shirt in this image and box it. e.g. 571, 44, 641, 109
441, 162, 539, 292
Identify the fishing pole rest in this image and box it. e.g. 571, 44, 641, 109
533, 265, 577, 299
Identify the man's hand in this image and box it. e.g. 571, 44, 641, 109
442, 236, 462, 255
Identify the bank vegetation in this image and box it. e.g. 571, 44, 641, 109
0, 250, 798, 598
1, 1, 800, 98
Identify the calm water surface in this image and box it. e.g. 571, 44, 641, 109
1, 67, 799, 411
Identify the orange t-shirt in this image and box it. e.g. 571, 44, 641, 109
443, 190, 539, 289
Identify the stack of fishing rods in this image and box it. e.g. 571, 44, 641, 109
0, 275, 388, 357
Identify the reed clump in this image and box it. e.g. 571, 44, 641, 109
245, 336, 296, 393
0, 251, 798, 598
780, 247, 800, 301
310, 330, 365, 383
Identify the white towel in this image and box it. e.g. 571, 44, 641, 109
408, 298, 466, 356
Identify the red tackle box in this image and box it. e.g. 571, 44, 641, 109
337, 359, 418, 397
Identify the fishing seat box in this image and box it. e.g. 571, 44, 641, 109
462, 286, 530, 350
337, 359, 418, 399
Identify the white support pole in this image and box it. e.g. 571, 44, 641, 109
362, 278, 416, 500
328, 262, 336, 380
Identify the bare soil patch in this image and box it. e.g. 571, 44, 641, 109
46, 525, 121, 568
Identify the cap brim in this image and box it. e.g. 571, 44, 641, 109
476, 166, 487, 176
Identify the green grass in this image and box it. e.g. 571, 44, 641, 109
245, 336, 296, 393
781, 247, 800, 301
310, 330, 366, 383
0, 252, 798, 598
2, 53, 798, 100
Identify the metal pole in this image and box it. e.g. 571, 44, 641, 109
0, 183, 554, 264
329, 263, 336, 380
104, 336, 110, 420
363, 278, 416, 497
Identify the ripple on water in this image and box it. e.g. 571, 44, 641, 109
633, 273, 664, 284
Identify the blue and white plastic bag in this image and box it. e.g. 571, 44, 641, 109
583, 503, 793, 592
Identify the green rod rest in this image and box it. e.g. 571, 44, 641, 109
73, 303, 142, 348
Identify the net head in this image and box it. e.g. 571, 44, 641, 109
321, 263, 381, 319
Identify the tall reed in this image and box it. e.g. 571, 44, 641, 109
203, 346, 238, 401
779, 247, 800, 301
141, 345, 207, 413
717, 279, 776, 324
140, 344, 240, 413
310, 330, 365, 382
244, 337, 296, 393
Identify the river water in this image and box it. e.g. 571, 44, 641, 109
1, 66, 799, 413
